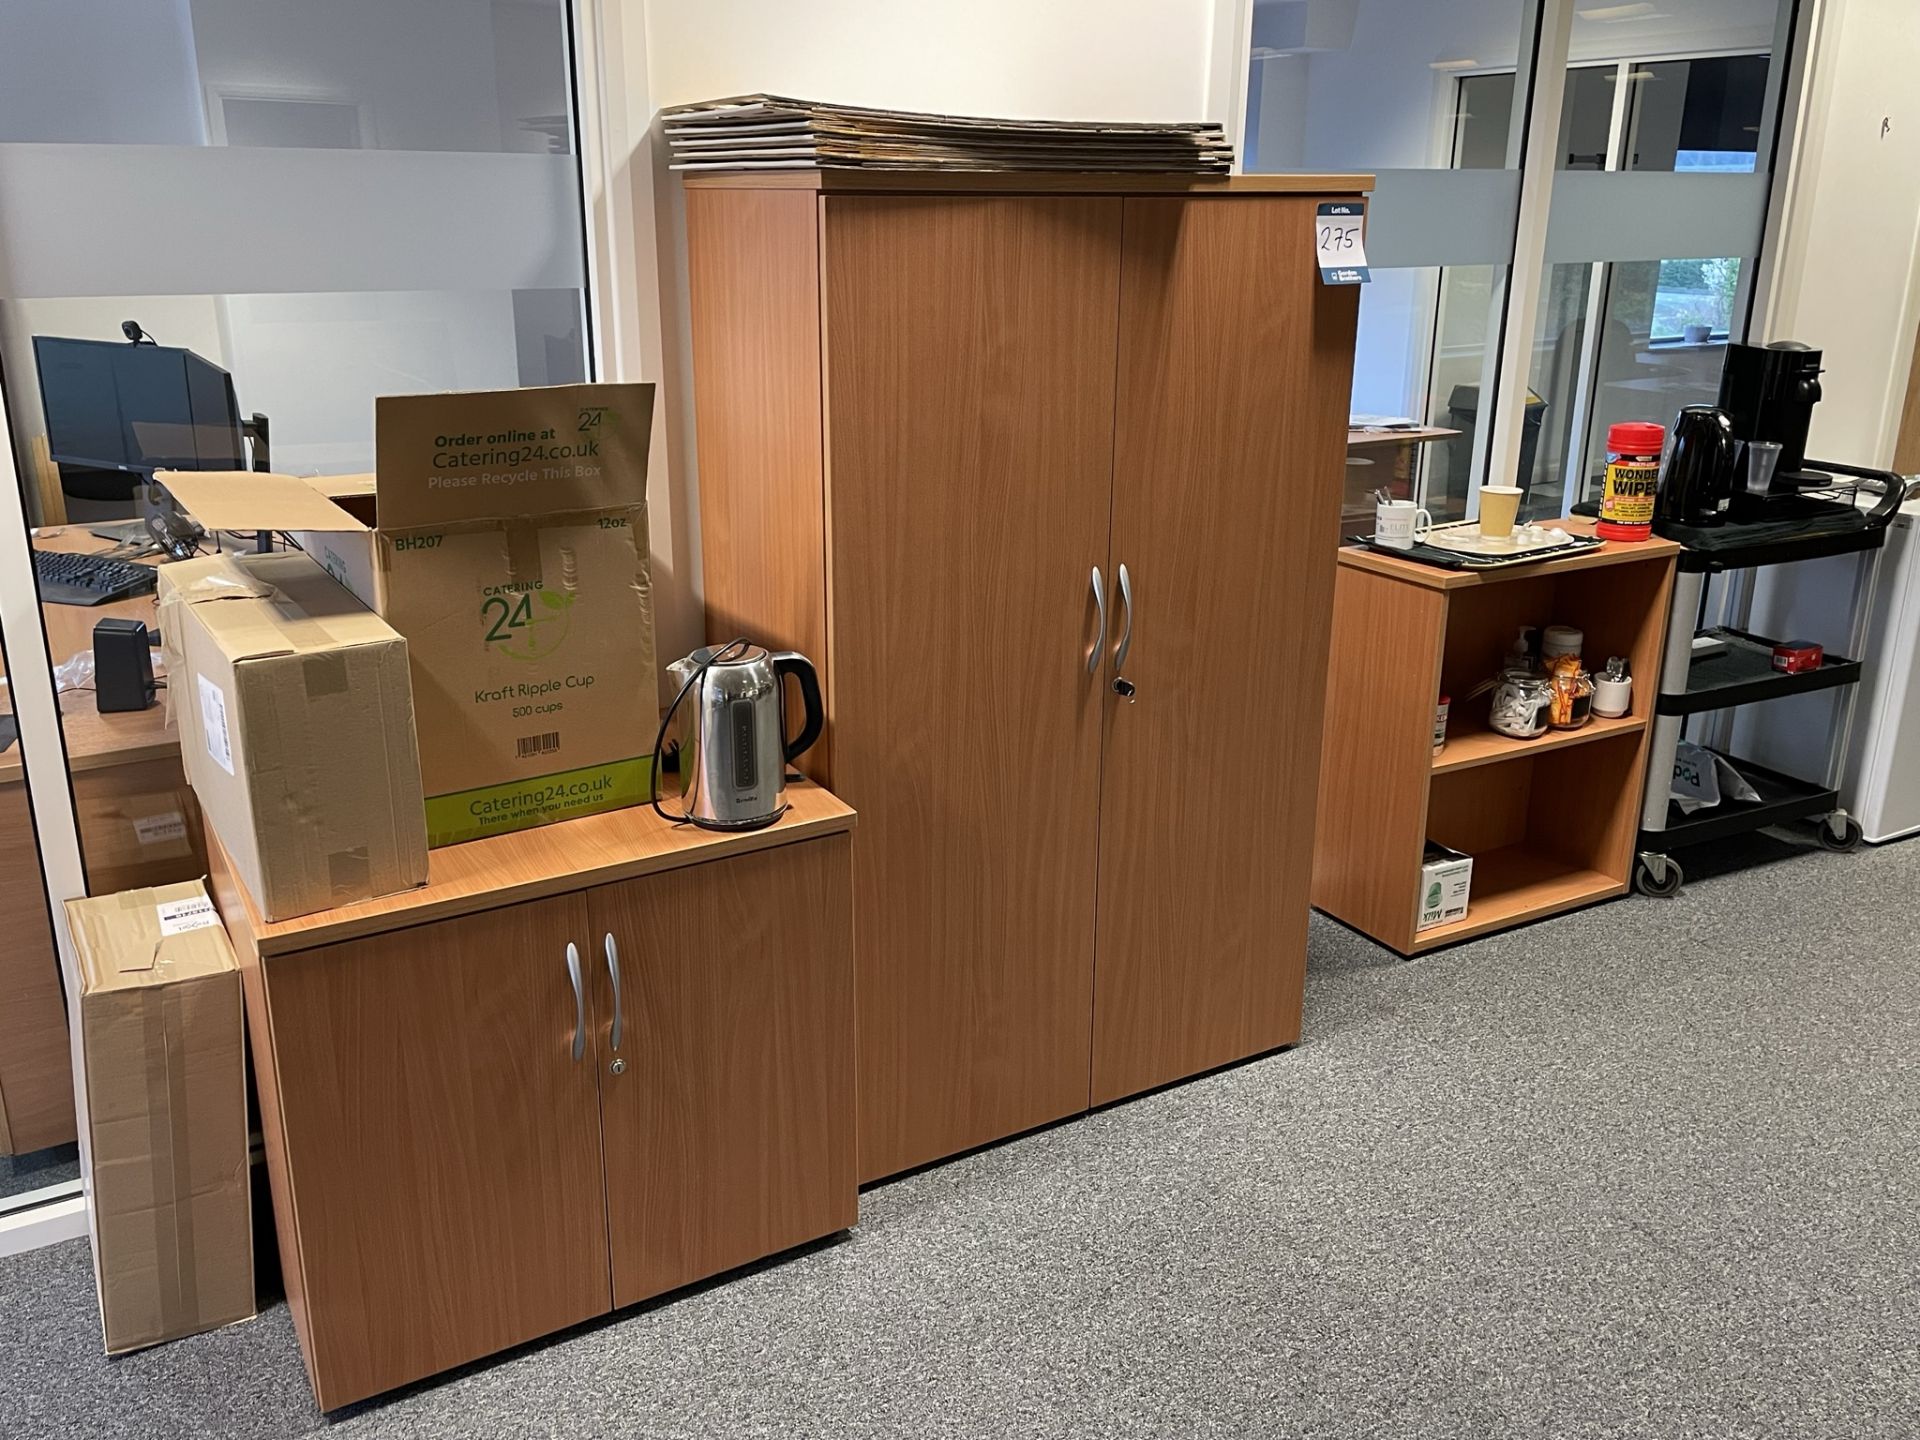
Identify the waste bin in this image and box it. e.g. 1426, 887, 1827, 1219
1444, 385, 1548, 513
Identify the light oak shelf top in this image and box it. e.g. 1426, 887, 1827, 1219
1409, 846, 1623, 952
1339, 521, 1681, 591
682, 171, 1373, 196
227, 781, 856, 957
1432, 713, 1648, 775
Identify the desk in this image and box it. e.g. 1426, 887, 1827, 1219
0, 531, 202, 1156
1344, 426, 1461, 527
8, 529, 203, 889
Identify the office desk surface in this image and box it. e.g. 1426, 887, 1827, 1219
1345, 426, 1461, 448
1, 529, 178, 782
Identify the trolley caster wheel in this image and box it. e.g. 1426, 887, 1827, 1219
1816, 815, 1864, 852
1634, 854, 1684, 897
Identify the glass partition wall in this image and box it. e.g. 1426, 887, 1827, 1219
1245, 0, 1802, 521
0, 0, 594, 1237
1246, 0, 1535, 525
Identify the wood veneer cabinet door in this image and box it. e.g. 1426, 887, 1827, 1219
821, 196, 1121, 1179
267, 894, 609, 1409
0, 780, 75, 1154
1091, 196, 1359, 1106
587, 835, 854, 1308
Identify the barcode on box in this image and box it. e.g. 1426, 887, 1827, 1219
517, 731, 561, 759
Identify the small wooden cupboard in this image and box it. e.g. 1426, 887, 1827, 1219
211, 787, 855, 1410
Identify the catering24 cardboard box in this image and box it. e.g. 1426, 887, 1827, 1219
156, 550, 429, 920
163, 382, 658, 847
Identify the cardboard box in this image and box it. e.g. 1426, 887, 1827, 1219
68, 881, 253, 1354
161, 382, 658, 847
72, 768, 205, 895
1417, 840, 1473, 931
157, 550, 429, 921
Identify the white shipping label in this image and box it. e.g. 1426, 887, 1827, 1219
196, 673, 236, 776
133, 811, 187, 846
1316, 201, 1370, 285
156, 895, 219, 936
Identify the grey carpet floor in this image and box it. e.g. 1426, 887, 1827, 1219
0, 1143, 79, 1203
4, 831, 1917, 1438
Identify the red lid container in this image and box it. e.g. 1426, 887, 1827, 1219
1607, 421, 1665, 454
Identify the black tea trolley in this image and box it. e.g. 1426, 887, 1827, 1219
1635, 462, 1905, 896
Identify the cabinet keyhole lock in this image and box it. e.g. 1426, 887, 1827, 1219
610, 1058, 626, 1076
1112, 676, 1137, 702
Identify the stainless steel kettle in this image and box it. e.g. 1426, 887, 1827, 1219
655, 641, 823, 831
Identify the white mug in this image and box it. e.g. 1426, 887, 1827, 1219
1375, 500, 1433, 551
1592, 675, 1633, 719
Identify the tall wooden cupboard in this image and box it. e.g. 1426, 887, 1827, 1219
687, 172, 1367, 1181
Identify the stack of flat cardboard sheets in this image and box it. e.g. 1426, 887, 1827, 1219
664, 94, 1233, 173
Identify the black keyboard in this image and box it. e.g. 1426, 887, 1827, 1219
34, 550, 158, 607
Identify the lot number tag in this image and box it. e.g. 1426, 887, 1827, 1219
1317, 202, 1370, 284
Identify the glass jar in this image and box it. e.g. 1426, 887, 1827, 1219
1548, 652, 1594, 729
1489, 670, 1553, 739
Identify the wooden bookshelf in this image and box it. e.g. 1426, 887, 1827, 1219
1430, 711, 1646, 774
1405, 847, 1622, 951
1312, 522, 1678, 956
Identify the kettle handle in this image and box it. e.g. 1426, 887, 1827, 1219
771, 652, 824, 764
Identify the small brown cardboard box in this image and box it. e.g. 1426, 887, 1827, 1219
68, 881, 253, 1354
160, 381, 658, 848
156, 549, 429, 921
73, 778, 203, 896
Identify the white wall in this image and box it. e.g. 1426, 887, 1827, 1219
644, 0, 1224, 119
1761, 0, 1920, 467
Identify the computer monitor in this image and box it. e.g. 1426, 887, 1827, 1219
33, 335, 246, 477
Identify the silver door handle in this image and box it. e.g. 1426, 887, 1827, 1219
1087, 566, 1106, 676
565, 942, 585, 1063
603, 932, 623, 1052
1114, 563, 1134, 671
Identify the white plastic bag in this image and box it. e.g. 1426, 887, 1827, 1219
1672, 741, 1719, 813
1672, 741, 1762, 814
54, 649, 95, 694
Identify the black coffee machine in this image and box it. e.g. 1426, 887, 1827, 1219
1655, 340, 1826, 531
1718, 339, 1824, 487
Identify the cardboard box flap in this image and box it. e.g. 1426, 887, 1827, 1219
306, 473, 376, 502
373, 383, 654, 530
158, 553, 400, 662
68, 882, 237, 994
158, 470, 369, 536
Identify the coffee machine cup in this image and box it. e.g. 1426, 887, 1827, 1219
1657, 405, 1738, 529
